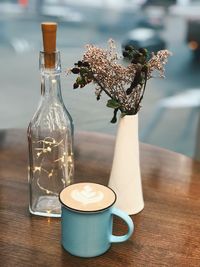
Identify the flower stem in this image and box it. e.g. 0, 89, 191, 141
135, 67, 148, 113
92, 76, 113, 99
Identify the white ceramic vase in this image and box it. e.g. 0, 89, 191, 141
108, 114, 144, 215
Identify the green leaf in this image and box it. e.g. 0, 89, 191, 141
76, 76, 85, 85
80, 68, 88, 76
76, 77, 82, 84
106, 99, 121, 109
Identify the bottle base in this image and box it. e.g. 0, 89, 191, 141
29, 195, 61, 217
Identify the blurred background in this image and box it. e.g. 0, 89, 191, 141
1, 0, 200, 160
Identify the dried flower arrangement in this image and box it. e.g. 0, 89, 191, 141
68, 39, 171, 123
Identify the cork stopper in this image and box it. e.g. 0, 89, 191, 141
41, 22, 57, 68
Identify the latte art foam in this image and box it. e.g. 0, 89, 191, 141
60, 183, 116, 212
71, 185, 104, 205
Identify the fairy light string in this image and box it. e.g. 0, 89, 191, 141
32, 136, 72, 196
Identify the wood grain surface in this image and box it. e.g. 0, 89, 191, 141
0, 129, 200, 267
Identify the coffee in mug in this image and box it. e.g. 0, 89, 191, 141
59, 182, 134, 258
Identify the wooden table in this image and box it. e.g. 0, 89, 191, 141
0, 129, 200, 267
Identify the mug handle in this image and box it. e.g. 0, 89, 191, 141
110, 207, 134, 243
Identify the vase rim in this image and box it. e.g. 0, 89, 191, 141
121, 113, 138, 119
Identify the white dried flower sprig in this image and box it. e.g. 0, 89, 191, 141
147, 50, 171, 78
68, 39, 172, 123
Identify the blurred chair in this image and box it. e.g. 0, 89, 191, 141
141, 89, 200, 143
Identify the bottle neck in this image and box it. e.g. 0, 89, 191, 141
41, 72, 63, 101
39, 51, 63, 102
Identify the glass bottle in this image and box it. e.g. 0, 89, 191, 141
27, 51, 74, 217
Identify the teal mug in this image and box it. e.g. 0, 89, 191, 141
59, 182, 134, 258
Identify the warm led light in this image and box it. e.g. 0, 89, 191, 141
34, 137, 67, 195
34, 166, 41, 172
